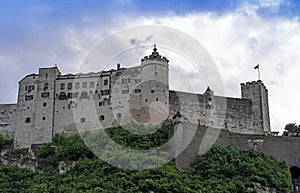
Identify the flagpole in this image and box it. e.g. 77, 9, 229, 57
258, 67, 260, 80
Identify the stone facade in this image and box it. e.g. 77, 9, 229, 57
0, 45, 271, 148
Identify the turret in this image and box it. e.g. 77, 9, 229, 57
139, 45, 169, 124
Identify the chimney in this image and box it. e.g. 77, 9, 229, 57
117, 63, 120, 70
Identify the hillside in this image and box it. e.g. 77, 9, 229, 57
0, 127, 292, 193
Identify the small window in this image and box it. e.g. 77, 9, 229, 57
60, 83, 65, 90
45, 74, 48, 78
67, 83, 72, 90
82, 82, 87, 88
80, 117, 86, 123
99, 102, 103, 106
25, 95, 33, 100
44, 83, 49, 90
59, 92, 68, 100
68, 92, 77, 98
151, 90, 154, 93
145, 99, 148, 102
41, 92, 50, 98
81, 91, 88, 99
101, 90, 110, 95
43, 102, 47, 107
42, 117, 46, 120
156, 98, 158, 101
25, 117, 31, 123
90, 82, 95, 88
99, 115, 105, 121
25, 86, 28, 91
117, 113, 122, 118
104, 79, 108, 86
135, 79, 141, 83
75, 82, 80, 89
134, 89, 141, 93
154, 72, 158, 76
122, 90, 129, 94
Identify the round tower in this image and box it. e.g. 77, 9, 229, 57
139, 45, 169, 124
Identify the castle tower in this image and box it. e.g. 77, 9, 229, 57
15, 67, 60, 148
139, 45, 169, 124
241, 80, 270, 133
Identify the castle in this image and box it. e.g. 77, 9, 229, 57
0, 45, 271, 149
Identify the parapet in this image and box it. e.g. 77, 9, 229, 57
240, 80, 267, 91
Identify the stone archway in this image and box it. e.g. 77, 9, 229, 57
291, 166, 300, 193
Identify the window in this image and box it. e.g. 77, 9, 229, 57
156, 98, 158, 101
25, 86, 28, 91
122, 79, 127, 84
41, 92, 50, 98
145, 99, 148, 102
59, 92, 68, 100
42, 117, 46, 120
60, 83, 65, 90
44, 83, 49, 90
99, 102, 103, 106
127, 78, 130, 83
27, 85, 34, 92
101, 90, 110, 95
80, 117, 86, 123
151, 90, 154, 93
90, 82, 95, 88
67, 83, 72, 90
82, 82, 87, 88
135, 79, 141, 83
99, 115, 105, 121
68, 92, 77, 98
25, 117, 31, 123
81, 91, 88, 99
25, 95, 33, 100
122, 90, 129, 94
75, 82, 80, 89
43, 102, 47, 107
117, 113, 122, 118
154, 72, 158, 76
134, 89, 141, 93
104, 79, 108, 85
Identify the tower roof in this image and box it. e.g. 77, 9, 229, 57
141, 44, 169, 63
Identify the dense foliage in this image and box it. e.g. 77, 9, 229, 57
283, 123, 300, 136
0, 127, 292, 193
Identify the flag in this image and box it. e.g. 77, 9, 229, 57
254, 64, 259, 69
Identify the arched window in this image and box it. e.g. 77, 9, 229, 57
89, 91, 94, 100
99, 115, 105, 121
25, 117, 31, 123
80, 117, 86, 123
81, 91, 88, 99
59, 92, 67, 100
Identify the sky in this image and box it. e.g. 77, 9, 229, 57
0, 0, 300, 133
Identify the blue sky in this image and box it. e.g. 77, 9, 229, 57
1, 0, 300, 132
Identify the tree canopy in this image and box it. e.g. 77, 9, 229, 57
0, 126, 293, 192
283, 123, 300, 136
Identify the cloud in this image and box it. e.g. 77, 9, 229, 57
0, 0, 299, 134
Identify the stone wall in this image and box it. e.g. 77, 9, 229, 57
175, 125, 300, 170
0, 104, 17, 134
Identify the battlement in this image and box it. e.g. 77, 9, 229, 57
240, 80, 267, 90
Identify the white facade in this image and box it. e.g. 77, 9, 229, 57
0, 45, 270, 148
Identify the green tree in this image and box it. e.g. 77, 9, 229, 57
283, 123, 300, 136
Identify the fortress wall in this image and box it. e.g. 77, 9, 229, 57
0, 104, 17, 133
169, 91, 254, 134
175, 126, 300, 170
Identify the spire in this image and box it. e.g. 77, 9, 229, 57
205, 86, 212, 92
151, 44, 159, 57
